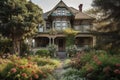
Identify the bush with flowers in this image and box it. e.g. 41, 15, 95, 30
0, 55, 60, 80
69, 52, 120, 80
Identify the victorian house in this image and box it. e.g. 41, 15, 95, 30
32, 0, 96, 52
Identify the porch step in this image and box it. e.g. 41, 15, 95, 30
57, 52, 66, 59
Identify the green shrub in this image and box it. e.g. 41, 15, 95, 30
48, 45, 57, 57
0, 38, 12, 55
30, 56, 61, 68
70, 52, 95, 69
35, 49, 49, 57
70, 53, 120, 80
66, 45, 77, 57
20, 42, 30, 56
61, 68, 84, 80
0, 55, 60, 80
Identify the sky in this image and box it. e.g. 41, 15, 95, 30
32, 0, 93, 13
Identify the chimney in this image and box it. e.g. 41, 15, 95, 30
79, 4, 83, 12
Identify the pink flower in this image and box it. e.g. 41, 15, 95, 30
10, 68, 17, 73
21, 73, 27, 78
33, 74, 39, 79
27, 64, 31, 68
114, 69, 120, 74
115, 63, 120, 67
103, 66, 111, 73
19, 66, 24, 69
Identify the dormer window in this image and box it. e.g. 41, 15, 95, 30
52, 8, 71, 16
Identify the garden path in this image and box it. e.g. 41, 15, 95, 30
57, 52, 66, 59
53, 59, 66, 80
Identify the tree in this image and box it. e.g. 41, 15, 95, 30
0, 0, 43, 54
64, 28, 79, 46
91, 0, 120, 53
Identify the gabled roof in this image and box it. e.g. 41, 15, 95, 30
75, 12, 94, 20
47, 0, 74, 16
69, 7, 79, 14
43, 1, 94, 20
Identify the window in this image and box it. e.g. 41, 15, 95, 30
55, 22, 61, 30
74, 24, 91, 32
62, 22, 68, 30
74, 25, 83, 32
74, 26, 80, 30
38, 24, 43, 32
52, 8, 70, 16
83, 25, 91, 32
54, 21, 68, 30
38, 26, 43, 32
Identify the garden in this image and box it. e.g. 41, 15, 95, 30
61, 51, 120, 80
0, 0, 120, 80
0, 55, 61, 80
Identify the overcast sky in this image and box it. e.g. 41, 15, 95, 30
32, 0, 93, 13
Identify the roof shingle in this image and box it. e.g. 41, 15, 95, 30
42, 1, 94, 20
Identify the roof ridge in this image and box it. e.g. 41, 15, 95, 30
47, 0, 74, 16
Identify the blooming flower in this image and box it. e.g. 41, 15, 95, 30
21, 73, 27, 78
27, 64, 31, 68
103, 66, 111, 73
114, 69, 120, 74
115, 63, 120, 67
10, 68, 17, 73
19, 66, 24, 69
33, 74, 39, 79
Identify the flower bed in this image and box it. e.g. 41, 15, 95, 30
0, 55, 60, 80
68, 53, 120, 80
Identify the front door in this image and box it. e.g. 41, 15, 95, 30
58, 38, 65, 51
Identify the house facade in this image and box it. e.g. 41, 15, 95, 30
32, 0, 96, 52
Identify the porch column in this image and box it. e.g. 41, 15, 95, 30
93, 36, 96, 47
52, 37, 55, 45
32, 39, 35, 48
49, 37, 51, 45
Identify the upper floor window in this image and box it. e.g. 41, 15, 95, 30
54, 21, 68, 30
74, 24, 91, 32
38, 24, 43, 32
52, 8, 71, 16
82, 25, 91, 32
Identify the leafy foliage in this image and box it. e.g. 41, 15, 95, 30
0, 55, 60, 80
66, 45, 77, 57
64, 28, 78, 46
69, 52, 120, 80
0, 0, 43, 54
91, 0, 120, 53
35, 49, 49, 57
48, 45, 57, 57
0, 38, 12, 55
61, 68, 83, 80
